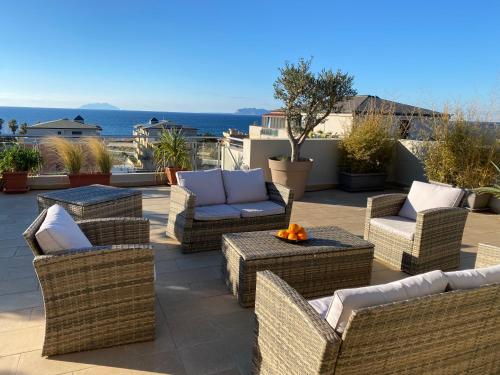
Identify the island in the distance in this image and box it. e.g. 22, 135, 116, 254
234, 108, 269, 115
79, 102, 120, 110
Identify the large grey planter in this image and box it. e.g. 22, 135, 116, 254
429, 181, 491, 211
339, 172, 387, 192
464, 191, 491, 211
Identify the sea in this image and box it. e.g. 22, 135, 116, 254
0, 106, 261, 137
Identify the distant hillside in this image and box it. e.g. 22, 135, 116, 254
234, 108, 269, 115
79, 103, 120, 110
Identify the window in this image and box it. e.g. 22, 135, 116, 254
72, 131, 82, 135
57, 131, 62, 135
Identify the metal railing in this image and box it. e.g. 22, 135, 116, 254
0, 135, 222, 174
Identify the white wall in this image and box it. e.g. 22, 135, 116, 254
242, 138, 340, 189
388, 140, 427, 186
314, 114, 353, 137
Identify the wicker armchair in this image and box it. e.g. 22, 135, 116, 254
166, 182, 294, 253
253, 243, 500, 375
23, 210, 155, 356
364, 193, 468, 274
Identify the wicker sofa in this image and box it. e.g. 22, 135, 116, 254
23, 209, 155, 356
364, 189, 468, 274
253, 243, 500, 375
166, 181, 293, 253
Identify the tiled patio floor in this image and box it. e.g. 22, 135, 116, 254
0, 187, 498, 375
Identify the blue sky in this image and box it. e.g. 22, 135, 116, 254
0, 0, 499, 114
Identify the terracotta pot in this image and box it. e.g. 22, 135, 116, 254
268, 158, 313, 200
2, 171, 29, 193
165, 167, 186, 185
68, 173, 111, 188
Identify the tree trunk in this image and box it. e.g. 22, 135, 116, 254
290, 139, 300, 162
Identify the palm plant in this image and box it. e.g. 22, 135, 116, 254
153, 128, 191, 185
474, 162, 500, 198
153, 129, 191, 169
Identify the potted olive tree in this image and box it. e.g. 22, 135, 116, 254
338, 112, 395, 191
0, 145, 42, 193
422, 115, 498, 210
153, 128, 191, 185
269, 58, 356, 199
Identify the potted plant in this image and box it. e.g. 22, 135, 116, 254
422, 114, 498, 210
47, 136, 114, 187
0, 145, 42, 193
338, 112, 395, 191
269, 58, 356, 199
153, 128, 191, 185
475, 162, 500, 213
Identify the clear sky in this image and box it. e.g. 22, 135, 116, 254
0, 0, 499, 115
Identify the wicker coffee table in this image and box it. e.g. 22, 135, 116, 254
222, 226, 374, 307
38, 184, 142, 220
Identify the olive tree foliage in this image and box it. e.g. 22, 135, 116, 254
273, 58, 356, 162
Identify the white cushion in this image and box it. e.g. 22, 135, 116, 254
177, 168, 226, 207
308, 296, 333, 319
35, 204, 92, 254
222, 169, 268, 204
370, 216, 416, 240
326, 270, 447, 333
230, 200, 285, 218
398, 181, 464, 220
445, 265, 500, 290
194, 204, 240, 221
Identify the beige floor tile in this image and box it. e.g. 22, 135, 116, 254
0, 325, 44, 356
0, 354, 20, 375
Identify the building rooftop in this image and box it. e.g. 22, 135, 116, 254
0, 186, 498, 374
134, 119, 198, 132
28, 118, 101, 130
266, 95, 445, 117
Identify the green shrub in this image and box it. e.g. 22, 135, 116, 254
422, 114, 498, 188
339, 113, 395, 173
153, 129, 191, 170
0, 145, 42, 173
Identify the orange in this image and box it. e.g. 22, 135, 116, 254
277, 229, 288, 238
297, 227, 306, 235
288, 223, 300, 234
297, 232, 308, 241
288, 233, 298, 241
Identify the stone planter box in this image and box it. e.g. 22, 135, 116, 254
339, 172, 387, 192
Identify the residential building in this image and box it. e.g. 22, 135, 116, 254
252, 95, 446, 140
24, 116, 102, 139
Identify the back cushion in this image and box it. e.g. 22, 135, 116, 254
177, 168, 226, 206
222, 168, 268, 204
445, 265, 500, 290
35, 204, 92, 254
326, 270, 447, 333
398, 181, 464, 220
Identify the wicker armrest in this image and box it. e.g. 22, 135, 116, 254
77, 217, 150, 246
254, 271, 340, 375
365, 193, 407, 219
475, 243, 500, 268
266, 182, 294, 208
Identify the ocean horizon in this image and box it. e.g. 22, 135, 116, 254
0, 106, 261, 137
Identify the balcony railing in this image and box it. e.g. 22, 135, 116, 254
0, 135, 222, 174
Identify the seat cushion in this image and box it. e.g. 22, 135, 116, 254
194, 204, 240, 221
177, 168, 226, 207
230, 200, 285, 218
308, 296, 333, 319
445, 265, 500, 290
325, 270, 448, 333
35, 204, 92, 254
398, 181, 464, 220
370, 216, 416, 240
222, 169, 268, 204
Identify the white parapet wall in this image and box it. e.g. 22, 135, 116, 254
238, 138, 429, 191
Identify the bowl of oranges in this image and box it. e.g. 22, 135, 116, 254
275, 223, 308, 244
